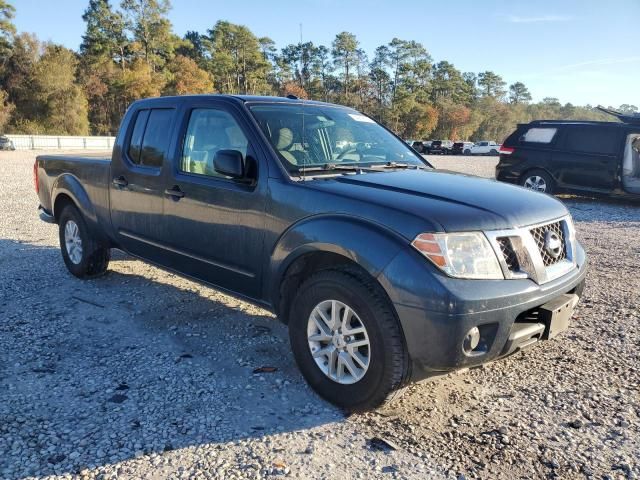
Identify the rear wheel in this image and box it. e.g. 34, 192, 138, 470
288, 268, 409, 411
463, 149, 471, 155
58, 205, 110, 278
490, 148, 498, 155
521, 169, 554, 194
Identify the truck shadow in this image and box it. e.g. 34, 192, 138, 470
0, 239, 343, 479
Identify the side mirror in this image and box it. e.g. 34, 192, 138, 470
213, 149, 244, 178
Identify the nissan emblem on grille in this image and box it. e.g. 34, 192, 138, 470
544, 230, 562, 259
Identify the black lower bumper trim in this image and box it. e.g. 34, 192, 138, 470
38, 206, 55, 224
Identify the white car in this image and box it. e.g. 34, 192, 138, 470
470, 141, 500, 155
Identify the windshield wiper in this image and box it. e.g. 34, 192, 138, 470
296, 162, 428, 178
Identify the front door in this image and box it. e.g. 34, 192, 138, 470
161, 100, 268, 299
552, 125, 622, 192
109, 106, 176, 261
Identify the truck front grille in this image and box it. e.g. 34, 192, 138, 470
529, 221, 567, 266
488, 216, 575, 285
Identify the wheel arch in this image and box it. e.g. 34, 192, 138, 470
51, 174, 109, 243
267, 215, 408, 322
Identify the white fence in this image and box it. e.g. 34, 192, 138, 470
6, 134, 115, 151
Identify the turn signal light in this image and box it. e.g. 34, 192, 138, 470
411, 233, 446, 267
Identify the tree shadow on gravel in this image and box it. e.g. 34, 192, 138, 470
0, 239, 342, 479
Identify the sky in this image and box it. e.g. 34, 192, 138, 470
11, 0, 640, 107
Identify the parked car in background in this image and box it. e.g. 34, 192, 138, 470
428, 140, 453, 154
34, 94, 587, 411
496, 113, 640, 198
0, 135, 15, 151
452, 141, 474, 155
411, 140, 432, 154
470, 141, 500, 155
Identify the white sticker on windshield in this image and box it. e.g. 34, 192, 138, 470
348, 114, 375, 123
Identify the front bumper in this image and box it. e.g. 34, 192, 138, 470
379, 241, 587, 381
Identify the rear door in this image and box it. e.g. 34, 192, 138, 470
109, 106, 176, 260
160, 98, 268, 299
552, 125, 622, 191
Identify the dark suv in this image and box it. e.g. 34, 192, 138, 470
496, 116, 640, 198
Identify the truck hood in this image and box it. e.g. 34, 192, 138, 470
306, 169, 569, 233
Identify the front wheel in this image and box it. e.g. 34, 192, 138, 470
288, 268, 409, 411
521, 169, 554, 194
58, 205, 110, 278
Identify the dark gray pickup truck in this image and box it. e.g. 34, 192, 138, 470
35, 95, 587, 410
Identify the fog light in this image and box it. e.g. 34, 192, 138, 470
463, 327, 481, 354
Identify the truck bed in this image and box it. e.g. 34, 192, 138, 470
36, 152, 112, 227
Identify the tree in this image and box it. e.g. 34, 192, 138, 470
33, 45, 89, 134
121, 0, 173, 71
81, 0, 129, 68
477, 71, 506, 99
206, 20, 270, 94
0, 87, 13, 129
508, 82, 531, 104
0, 0, 15, 59
175, 30, 208, 67
164, 54, 213, 94
431, 61, 473, 105
618, 104, 638, 114
331, 32, 358, 99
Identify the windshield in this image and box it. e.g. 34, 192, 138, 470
249, 103, 427, 174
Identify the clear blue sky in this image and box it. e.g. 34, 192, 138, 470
12, 0, 640, 107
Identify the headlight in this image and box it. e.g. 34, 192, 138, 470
411, 232, 503, 279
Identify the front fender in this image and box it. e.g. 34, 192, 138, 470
266, 214, 409, 306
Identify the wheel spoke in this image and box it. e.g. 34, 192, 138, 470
308, 331, 332, 342
340, 352, 360, 378
312, 345, 333, 359
346, 339, 369, 350
350, 350, 368, 369
312, 310, 332, 337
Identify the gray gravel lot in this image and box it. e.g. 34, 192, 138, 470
1, 151, 638, 479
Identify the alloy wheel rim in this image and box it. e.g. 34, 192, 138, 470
524, 175, 547, 192
64, 220, 83, 264
307, 299, 370, 384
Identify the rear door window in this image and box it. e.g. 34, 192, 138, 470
563, 126, 620, 155
127, 110, 150, 164
140, 109, 174, 167
127, 108, 174, 168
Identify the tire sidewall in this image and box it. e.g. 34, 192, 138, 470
59, 206, 93, 277
289, 272, 397, 409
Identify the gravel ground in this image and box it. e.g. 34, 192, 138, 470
0, 151, 638, 480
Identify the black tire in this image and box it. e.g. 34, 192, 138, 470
520, 169, 555, 195
463, 149, 471, 155
490, 149, 498, 155
58, 204, 110, 278
288, 267, 409, 411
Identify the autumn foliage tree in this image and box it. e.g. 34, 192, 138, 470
0, 0, 631, 138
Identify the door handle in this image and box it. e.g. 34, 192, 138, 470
164, 186, 185, 199
112, 176, 128, 187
